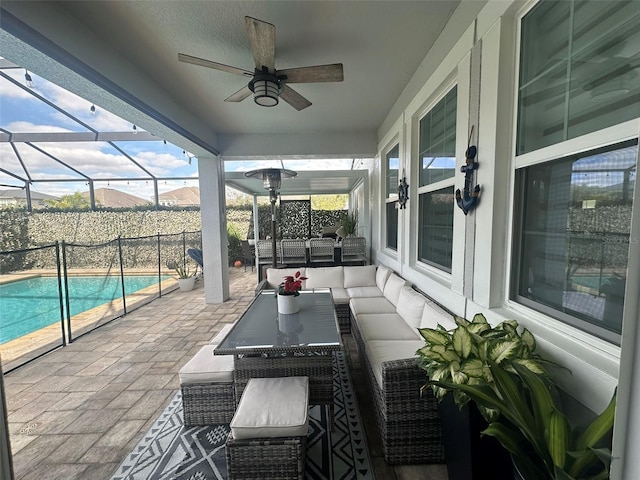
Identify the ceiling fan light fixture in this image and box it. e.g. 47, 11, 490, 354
589, 78, 632, 102
249, 70, 282, 107
252, 78, 279, 107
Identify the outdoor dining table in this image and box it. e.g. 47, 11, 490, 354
214, 288, 342, 423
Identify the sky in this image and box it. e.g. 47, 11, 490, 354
0, 64, 358, 201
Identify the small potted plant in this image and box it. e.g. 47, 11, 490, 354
276, 270, 307, 314
166, 259, 196, 291
417, 313, 616, 480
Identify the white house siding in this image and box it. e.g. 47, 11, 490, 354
372, 1, 639, 478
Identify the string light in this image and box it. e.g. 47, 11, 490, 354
24, 70, 34, 88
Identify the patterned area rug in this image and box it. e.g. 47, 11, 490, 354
111, 352, 374, 479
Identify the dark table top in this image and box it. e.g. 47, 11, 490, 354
214, 289, 342, 355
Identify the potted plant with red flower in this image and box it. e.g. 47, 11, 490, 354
277, 271, 307, 314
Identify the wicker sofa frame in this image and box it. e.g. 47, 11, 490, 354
255, 265, 445, 465
351, 314, 445, 465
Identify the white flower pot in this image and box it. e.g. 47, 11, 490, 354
178, 276, 196, 292
277, 294, 299, 314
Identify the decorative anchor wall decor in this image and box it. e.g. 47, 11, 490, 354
455, 127, 481, 215
398, 175, 409, 209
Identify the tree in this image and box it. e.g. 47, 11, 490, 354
45, 192, 93, 210
311, 194, 348, 210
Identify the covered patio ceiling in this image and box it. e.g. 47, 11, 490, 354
0, 1, 477, 160
225, 169, 367, 197
0, 58, 368, 206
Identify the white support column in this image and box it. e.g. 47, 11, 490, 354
198, 155, 229, 303
252, 195, 260, 283
362, 177, 370, 262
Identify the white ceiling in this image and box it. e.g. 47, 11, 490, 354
0, 1, 463, 158
225, 169, 368, 197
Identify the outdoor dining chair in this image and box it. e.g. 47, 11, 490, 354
256, 239, 281, 267
280, 239, 307, 266
240, 240, 255, 272
308, 238, 335, 265
341, 237, 367, 265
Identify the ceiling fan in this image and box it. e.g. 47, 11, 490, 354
178, 16, 344, 111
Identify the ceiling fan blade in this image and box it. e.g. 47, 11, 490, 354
280, 84, 312, 111
278, 64, 344, 83
178, 53, 253, 77
245, 16, 276, 71
224, 85, 252, 103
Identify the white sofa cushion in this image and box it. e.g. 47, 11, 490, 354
355, 313, 421, 341
420, 303, 457, 330
305, 266, 344, 289
364, 340, 425, 388
266, 268, 307, 290
375, 265, 392, 292
343, 265, 377, 288
396, 286, 427, 330
178, 345, 234, 384
231, 376, 309, 440
383, 273, 410, 306
209, 323, 234, 344
330, 287, 350, 304
347, 286, 383, 298
350, 297, 396, 317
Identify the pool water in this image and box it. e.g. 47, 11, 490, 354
0, 275, 167, 344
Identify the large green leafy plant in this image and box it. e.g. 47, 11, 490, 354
417, 314, 616, 480
340, 210, 359, 236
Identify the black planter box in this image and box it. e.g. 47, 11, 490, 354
438, 393, 513, 480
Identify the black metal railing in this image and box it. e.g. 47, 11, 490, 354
0, 230, 202, 372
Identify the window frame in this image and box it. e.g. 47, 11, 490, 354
509, 0, 640, 344
415, 85, 458, 273
384, 143, 400, 252
514, 0, 640, 156
511, 138, 638, 345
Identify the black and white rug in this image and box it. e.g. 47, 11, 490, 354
111, 352, 374, 479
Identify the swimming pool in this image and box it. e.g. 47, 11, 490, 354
0, 275, 168, 344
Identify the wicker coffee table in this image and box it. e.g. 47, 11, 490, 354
214, 289, 342, 423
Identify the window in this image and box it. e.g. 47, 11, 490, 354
417, 87, 457, 271
418, 187, 454, 271
514, 0, 640, 343
517, 0, 640, 155
385, 145, 399, 251
513, 140, 637, 342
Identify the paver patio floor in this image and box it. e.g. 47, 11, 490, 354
2, 267, 447, 480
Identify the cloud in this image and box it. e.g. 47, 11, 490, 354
3, 120, 73, 133
135, 151, 190, 175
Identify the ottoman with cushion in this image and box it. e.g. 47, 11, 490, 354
179, 343, 235, 425
226, 376, 309, 480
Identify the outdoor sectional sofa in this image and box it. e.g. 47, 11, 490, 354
258, 264, 456, 465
